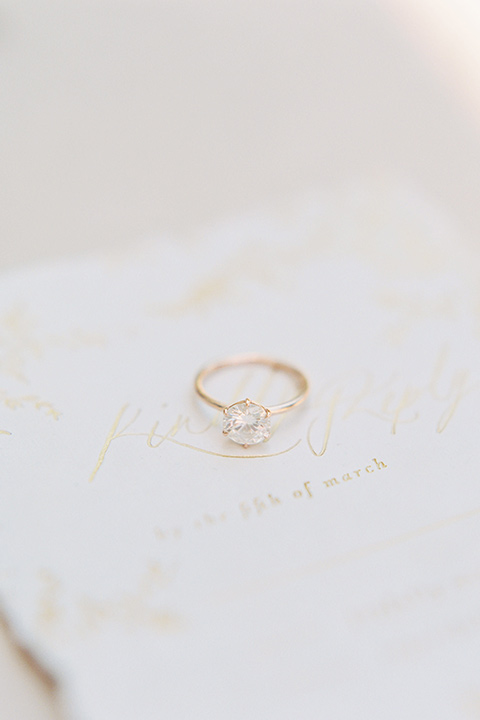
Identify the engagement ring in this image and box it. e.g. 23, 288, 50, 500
194, 354, 309, 447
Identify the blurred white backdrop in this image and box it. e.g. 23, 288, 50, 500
2, 0, 480, 272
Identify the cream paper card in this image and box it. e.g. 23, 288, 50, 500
1, 186, 480, 719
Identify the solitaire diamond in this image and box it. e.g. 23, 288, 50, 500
223, 399, 271, 446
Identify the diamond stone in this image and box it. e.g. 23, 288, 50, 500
223, 400, 271, 446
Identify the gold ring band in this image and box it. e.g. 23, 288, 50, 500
194, 354, 309, 447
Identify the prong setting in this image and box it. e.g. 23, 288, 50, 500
222, 399, 271, 446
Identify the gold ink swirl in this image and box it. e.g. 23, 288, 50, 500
0, 392, 60, 419
164, 436, 301, 459
89, 405, 140, 482
218, 502, 480, 602
307, 389, 342, 457
89, 405, 301, 481
436, 371, 474, 433
0, 305, 42, 382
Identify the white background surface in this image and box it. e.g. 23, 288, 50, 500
2, 1, 480, 717
2, 0, 480, 271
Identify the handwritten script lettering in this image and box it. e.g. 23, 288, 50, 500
89, 405, 301, 482
307, 351, 473, 457
89, 351, 471, 481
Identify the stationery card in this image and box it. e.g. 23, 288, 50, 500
1, 186, 479, 719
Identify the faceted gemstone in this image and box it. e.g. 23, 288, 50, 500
223, 400, 271, 446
